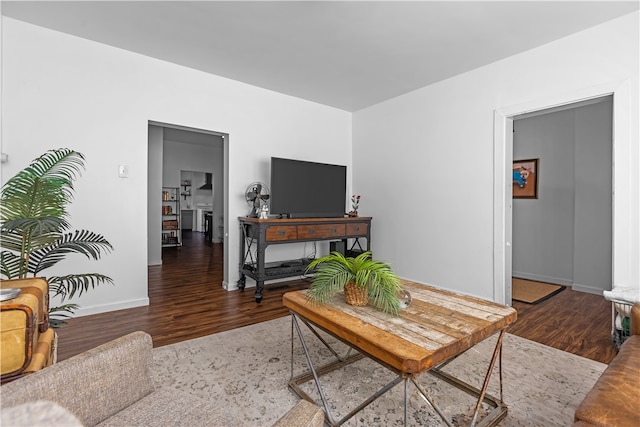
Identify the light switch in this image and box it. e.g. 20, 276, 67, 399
118, 165, 129, 178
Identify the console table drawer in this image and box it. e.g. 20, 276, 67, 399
265, 226, 297, 241
346, 222, 368, 236
298, 224, 345, 240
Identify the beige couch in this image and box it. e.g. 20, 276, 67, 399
1, 331, 324, 427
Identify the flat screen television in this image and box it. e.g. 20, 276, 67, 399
270, 157, 347, 218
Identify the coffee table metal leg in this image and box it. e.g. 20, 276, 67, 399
404, 379, 408, 425
469, 329, 506, 427
427, 329, 508, 427
290, 313, 337, 425
412, 378, 454, 426
297, 316, 353, 362
289, 313, 508, 427
498, 342, 504, 402
335, 376, 403, 426
289, 313, 403, 426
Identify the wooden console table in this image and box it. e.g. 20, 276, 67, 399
237, 216, 371, 302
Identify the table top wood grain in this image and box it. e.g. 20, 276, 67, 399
283, 280, 517, 375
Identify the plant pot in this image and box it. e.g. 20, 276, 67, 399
344, 281, 368, 306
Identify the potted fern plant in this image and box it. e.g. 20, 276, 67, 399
305, 251, 403, 315
0, 148, 113, 326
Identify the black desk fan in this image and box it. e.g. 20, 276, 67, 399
244, 182, 270, 217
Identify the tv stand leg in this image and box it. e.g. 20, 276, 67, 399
255, 282, 264, 303
237, 274, 246, 291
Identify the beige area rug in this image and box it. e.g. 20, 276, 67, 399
151, 316, 604, 426
512, 278, 566, 304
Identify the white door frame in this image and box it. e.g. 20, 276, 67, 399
147, 121, 230, 289
493, 80, 634, 305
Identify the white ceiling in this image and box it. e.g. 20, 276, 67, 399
3, 1, 638, 112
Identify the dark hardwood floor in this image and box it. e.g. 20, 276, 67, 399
55, 231, 617, 364
509, 287, 617, 364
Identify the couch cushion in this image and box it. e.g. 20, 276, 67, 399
1, 400, 83, 427
96, 387, 240, 427
574, 335, 640, 426
1, 331, 155, 426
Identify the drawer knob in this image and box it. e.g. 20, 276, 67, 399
308, 229, 315, 234
332, 228, 337, 233
278, 231, 285, 236
354, 227, 360, 231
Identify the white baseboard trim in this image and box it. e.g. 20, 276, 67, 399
224, 279, 247, 291
571, 283, 606, 296
512, 272, 573, 287
72, 298, 150, 317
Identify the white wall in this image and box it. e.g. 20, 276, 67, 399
353, 12, 639, 301
512, 99, 613, 294
147, 125, 164, 266
1, 18, 352, 316
573, 100, 613, 293
513, 109, 576, 285
2, 12, 637, 313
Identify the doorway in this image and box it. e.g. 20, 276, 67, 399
493, 80, 634, 306
147, 122, 229, 288
511, 97, 613, 296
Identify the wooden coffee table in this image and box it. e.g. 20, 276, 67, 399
283, 280, 517, 426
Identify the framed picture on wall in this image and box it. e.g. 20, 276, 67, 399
513, 158, 539, 199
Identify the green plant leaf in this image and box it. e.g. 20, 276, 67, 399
0, 251, 25, 279
305, 251, 402, 314
48, 304, 79, 328
29, 230, 113, 274
0, 148, 113, 324
1, 226, 63, 254
48, 274, 114, 301
1, 149, 84, 223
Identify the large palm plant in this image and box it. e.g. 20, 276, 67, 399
305, 251, 403, 315
0, 148, 113, 326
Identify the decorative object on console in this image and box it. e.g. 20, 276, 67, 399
258, 204, 269, 219
244, 182, 270, 217
305, 251, 403, 315
348, 194, 360, 217
0, 148, 113, 327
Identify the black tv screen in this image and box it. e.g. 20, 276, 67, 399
270, 157, 347, 218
